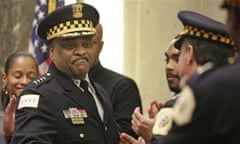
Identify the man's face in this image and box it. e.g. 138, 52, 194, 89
165, 45, 181, 93
49, 36, 94, 79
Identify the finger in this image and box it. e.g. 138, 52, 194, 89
151, 100, 161, 109
121, 133, 138, 143
134, 108, 144, 121
120, 133, 131, 144
138, 137, 146, 144
132, 108, 140, 125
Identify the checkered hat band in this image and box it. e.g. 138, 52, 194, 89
176, 25, 234, 46
46, 19, 95, 40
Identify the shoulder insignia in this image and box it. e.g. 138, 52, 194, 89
152, 107, 173, 136
173, 86, 196, 126
32, 72, 53, 87
18, 94, 40, 110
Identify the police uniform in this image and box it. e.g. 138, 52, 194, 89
10, 3, 120, 144
156, 10, 239, 144
89, 62, 142, 138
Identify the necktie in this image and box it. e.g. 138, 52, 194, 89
80, 80, 100, 118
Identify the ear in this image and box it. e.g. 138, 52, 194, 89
99, 41, 104, 53
49, 45, 54, 60
186, 45, 196, 65
2, 72, 8, 86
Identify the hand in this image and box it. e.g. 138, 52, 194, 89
120, 132, 146, 144
131, 107, 154, 143
2, 95, 16, 141
148, 100, 163, 118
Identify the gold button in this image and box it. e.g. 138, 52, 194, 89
79, 133, 85, 138
105, 126, 107, 131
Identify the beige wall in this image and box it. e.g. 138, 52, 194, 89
123, 0, 226, 115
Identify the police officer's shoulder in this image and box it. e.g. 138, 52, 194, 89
187, 63, 219, 87
31, 72, 53, 88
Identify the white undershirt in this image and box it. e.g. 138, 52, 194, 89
72, 75, 104, 121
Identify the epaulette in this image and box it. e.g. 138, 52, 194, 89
32, 72, 53, 88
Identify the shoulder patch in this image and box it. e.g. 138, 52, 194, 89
152, 107, 173, 136
173, 86, 196, 126
18, 94, 40, 109
32, 72, 53, 88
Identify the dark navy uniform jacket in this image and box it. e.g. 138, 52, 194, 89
10, 63, 120, 144
160, 60, 240, 144
89, 62, 142, 138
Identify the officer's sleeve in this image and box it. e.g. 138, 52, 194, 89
10, 89, 57, 144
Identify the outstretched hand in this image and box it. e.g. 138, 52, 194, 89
3, 95, 16, 141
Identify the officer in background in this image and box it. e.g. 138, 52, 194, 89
89, 23, 142, 138
120, 10, 236, 144
155, 6, 240, 144
10, 3, 120, 144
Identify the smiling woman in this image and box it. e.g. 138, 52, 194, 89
0, 51, 39, 143
64, 0, 124, 73
1, 52, 39, 109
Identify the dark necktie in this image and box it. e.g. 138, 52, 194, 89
80, 80, 99, 117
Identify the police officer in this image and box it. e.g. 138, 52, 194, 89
10, 3, 120, 144
152, 11, 234, 144
120, 10, 236, 144
159, 6, 240, 144
164, 0, 239, 143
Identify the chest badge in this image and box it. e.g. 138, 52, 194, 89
63, 107, 88, 125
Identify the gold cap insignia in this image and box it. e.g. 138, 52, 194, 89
72, 4, 83, 18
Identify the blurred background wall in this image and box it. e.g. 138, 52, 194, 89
0, 0, 225, 114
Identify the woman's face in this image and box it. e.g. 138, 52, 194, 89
2, 56, 39, 97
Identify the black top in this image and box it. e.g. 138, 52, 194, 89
89, 62, 142, 138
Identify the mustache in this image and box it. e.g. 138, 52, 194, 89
72, 56, 89, 64
166, 72, 180, 79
